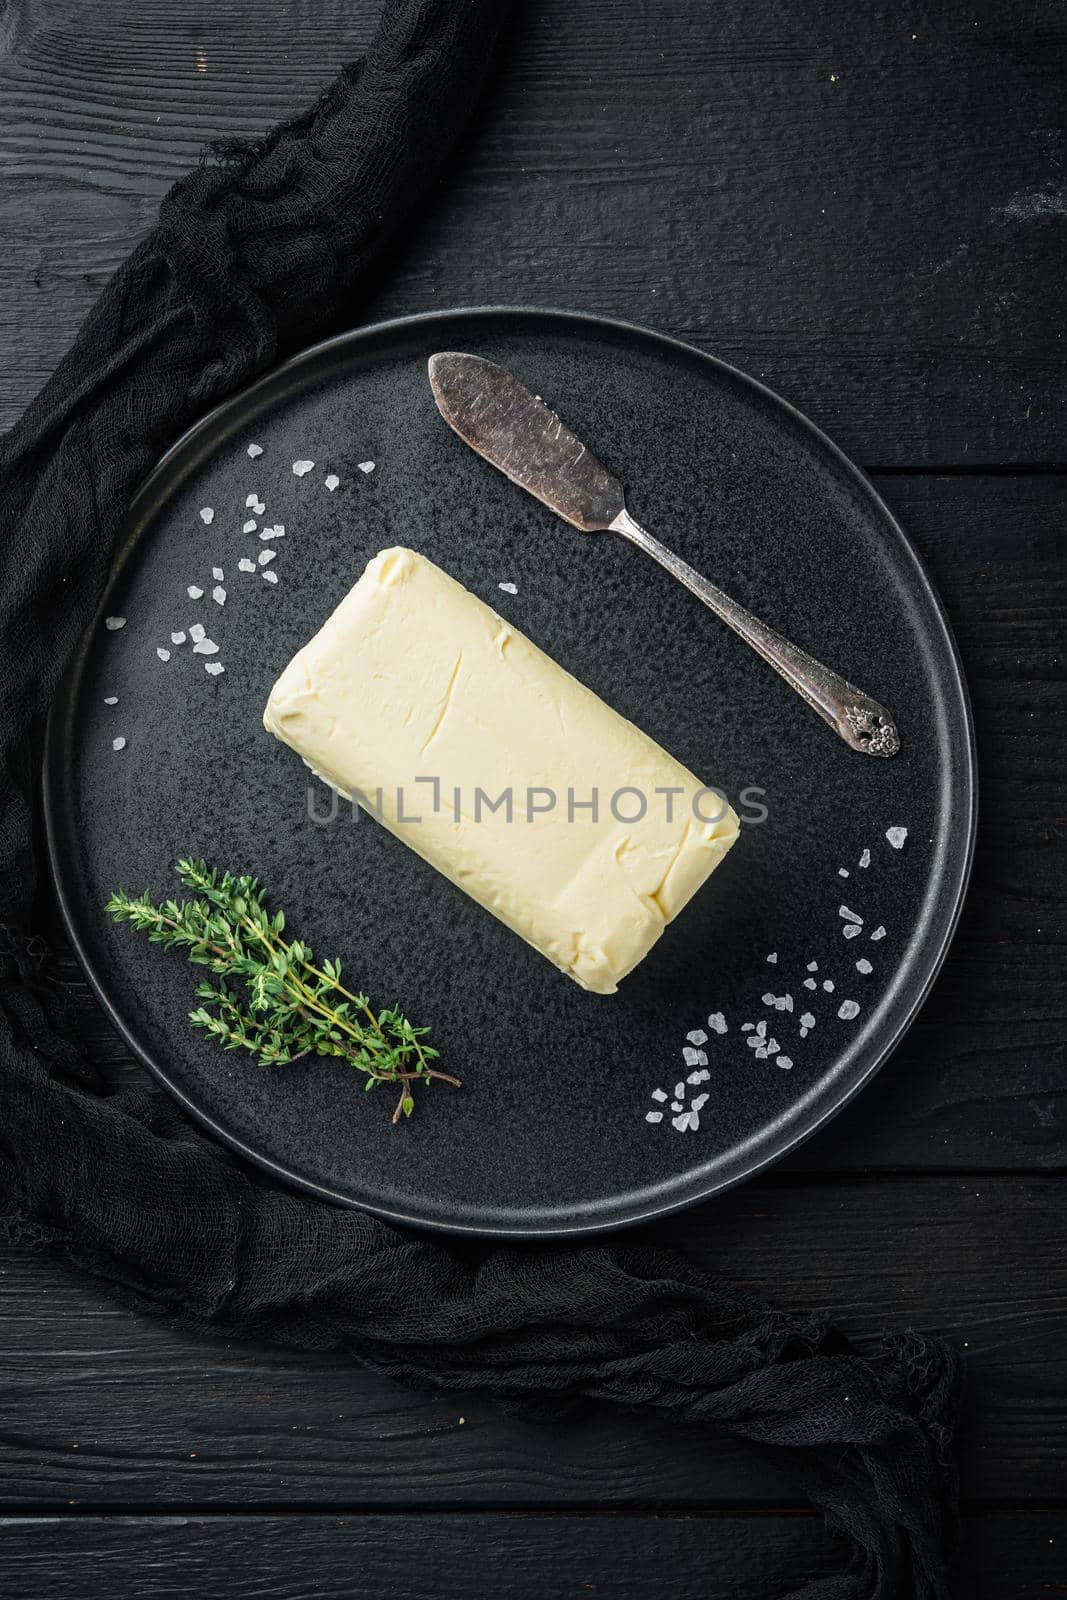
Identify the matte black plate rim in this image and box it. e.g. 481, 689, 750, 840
43, 304, 978, 1237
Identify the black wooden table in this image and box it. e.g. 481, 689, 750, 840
2, 4, 1064, 1595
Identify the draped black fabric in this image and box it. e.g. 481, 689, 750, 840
0, 5, 961, 1595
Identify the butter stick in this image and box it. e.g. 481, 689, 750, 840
264, 549, 738, 994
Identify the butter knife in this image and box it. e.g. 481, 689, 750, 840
428, 352, 900, 757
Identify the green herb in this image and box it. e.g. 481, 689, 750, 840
106, 859, 458, 1123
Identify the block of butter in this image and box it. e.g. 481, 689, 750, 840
264, 549, 738, 994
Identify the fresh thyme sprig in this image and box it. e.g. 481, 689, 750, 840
106, 859, 458, 1123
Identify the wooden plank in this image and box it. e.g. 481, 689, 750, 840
1, 1177, 1063, 1507
0, 1512, 1061, 1599
40, 475, 1066, 1174
0, 1, 1064, 464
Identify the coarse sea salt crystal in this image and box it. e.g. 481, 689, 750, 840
651, 1088, 667, 1103
843, 924, 862, 939
199, 507, 214, 525
156, 647, 170, 662
292, 460, 314, 477
192, 638, 219, 655
112, 736, 126, 751
646, 1111, 663, 1124
823, 979, 835, 992
859, 848, 871, 868
839, 867, 849, 877
325, 474, 340, 491
870, 926, 886, 942
260, 524, 285, 540
258, 549, 275, 565
856, 958, 873, 974
358, 460, 375, 474
806, 960, 818, 972
683, 1046, 708, 1068
103, 696, 118, 705
762, 992, 775, 1006
687, 1029, 707, 1046
243, 519, 257, 534
498, 581, 518, 595
800, 1011, 815, 1030
262, 569, 279, 585
803, 977, 817, 990
687, 1068, 710, 1085
247, 443, 263, 458
171, 631, 186, 645
212, 567, 224, 581
105, 616, 126, 631
670, 1100, 683, 1113
777, 1055, 793, 1070
766, 951, 777, 964
238, 558, 257, 573
707, 1012, 727, 1034
187, 586, 203, 600
189, 623, 206, 643
839, 904, 863, 924
886, 826, 908, 850
838, 1000, 860, 1021
212, 586, 226, 605
691, 1093, 709, 1112
204, 661, 225, 676
672, 1112, 693, 1133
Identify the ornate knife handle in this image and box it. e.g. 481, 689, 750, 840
610, 509, 900, 757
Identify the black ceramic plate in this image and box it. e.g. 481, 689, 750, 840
44, 307, 975, 1236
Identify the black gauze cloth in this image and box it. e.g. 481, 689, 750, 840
0, 4, 961, 1596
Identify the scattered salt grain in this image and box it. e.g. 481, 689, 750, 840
839, 904, 863, 924
842, 924, 862, 939
803, 977, 817, 990
256, 550, 275, 568
870, 926, 886, 942
325, 474, 340, 491
670, 1101, 683, 1113
838, 867, 849, 877
687, 1069, 710, 1085
674, 1081, 685, 1098
776, 994, 794, 1012
171, 631, 186, 645
262, 569, 279, 585
189, 623, 206, 643
292, 460, 314, 477
192, 638, 219, 655
105, 616, 126, 631
886, 826, 908, 850
112, 736, 126, 751
238, 558, 257, 573
838, 1000, 860, 1021
742, 1022, 754, 1033
204, 661, 225, 676
650, 1088, 667, 1103
822, 979, 835, 993
682, 1046, 708, 1068
806, 961, 818, 972
766, 951, 777, 964
646, 1111, 663, 1124
498, 581, 519, 595
859, 848, 871, 868
856, 958, 873, 975
707, 1012, 727, 1034
260, 524, 285, 539
776, 1056, 793, 1070
156, 647, 171, 662
358, 460, 375, 474
246, 493, 261, 509
691, 1093, 709, 1112
187, 586, 203, 599
103, 696, 118, 705
672, 1112, 694, 1133
798, 1012, 816, 1039
687, 1029, 707, 1046
212, 567, 224, 581
756, 1020, 767, 1038
199, 507, 214, 525
212, 586, 226, 605
762, 991, 775, 1006
243, 519, 257, 534
247, 443, 263, 458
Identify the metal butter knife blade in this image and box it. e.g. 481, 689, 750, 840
428, 351, 899, 757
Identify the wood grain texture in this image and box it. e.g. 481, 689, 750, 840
36, 475, 1066, 1174
1, 0, 1064, 463
0, 1512, 1063, 1600
1, 1176, 1063, 1507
